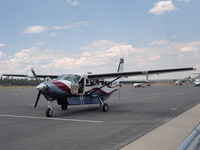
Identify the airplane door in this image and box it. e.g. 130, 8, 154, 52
71, 82, 79, 95
78, 78, 84, 94
70, 75, 85, 95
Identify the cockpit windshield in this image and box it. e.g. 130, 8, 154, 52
56, 74, 81, 84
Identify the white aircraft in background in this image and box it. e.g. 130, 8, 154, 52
133, 75, 151, 88
194, 79, 200, 87
175, 80, 183, 86
193, 73, 200, 87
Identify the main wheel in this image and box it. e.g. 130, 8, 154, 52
46, 108, 53, 117
102, 103, 108, 112
61, 105, 68, 110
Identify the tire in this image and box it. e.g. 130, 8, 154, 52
61, 105, 68, 110
46, 108, 53, 117
102, 103, 108, 112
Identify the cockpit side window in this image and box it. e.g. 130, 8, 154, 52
56, 74, 81, 84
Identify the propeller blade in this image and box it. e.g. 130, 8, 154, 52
34, 91, 41, 108
31, 68, 39, 83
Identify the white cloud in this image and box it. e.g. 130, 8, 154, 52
180, 42, 200, 52
150, 40, 169, 45
23, 22, 90, 35
0, 40, 199, 79
0, 51, 5, 58
177, 0, 191, 2
66, 0, 80, 6
53, 21, 91, 30
50, 32, 56, 37
53, 25, 73, 30
0, 43, 5, 47
195, 64, 200, 71
0, 41, 141, 74
180, 46, 199, 52
150, 40, 200, 53
74, 21, 91, 26
82, 40, 117, 51
24, 25, 47, 34
36, 42, 46, 45
149, 55, 161, 60
148, 1, 176, 15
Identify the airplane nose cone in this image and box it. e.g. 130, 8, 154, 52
36, 83, 48, 91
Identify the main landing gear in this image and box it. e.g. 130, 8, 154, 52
102, 103, 108, 112
45, 99, 108, 117
61, 105, 68, 110
98, 98, 109, 112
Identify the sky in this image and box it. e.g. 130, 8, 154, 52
0, 0, 199, 79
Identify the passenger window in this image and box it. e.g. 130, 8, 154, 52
86, 79, 89, 84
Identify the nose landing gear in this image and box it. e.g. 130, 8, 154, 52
46, 108, 53, 117
46, 101, 53, 117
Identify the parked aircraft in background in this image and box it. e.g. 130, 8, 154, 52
193, 73, 200, 87
133, 75, 151, 88
175, 80, 183, 86
133, 83, 146, 88
2, 58, 195, 117
194, 79, 200, 87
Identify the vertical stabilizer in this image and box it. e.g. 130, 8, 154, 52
117, 58, 124, 72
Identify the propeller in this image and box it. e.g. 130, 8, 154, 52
31, 68, 40, 83
32, 68, 49, 109
34, 91, 41, 108
31, 68, 41, 109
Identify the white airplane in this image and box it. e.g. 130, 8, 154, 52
133, 83, 146, 88
193, 73, 200, 87
2, 58, 195, 117
133, 75, 151, 88
175, 80, 183, 86
194, 79, 200, 87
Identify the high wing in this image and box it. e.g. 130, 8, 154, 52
2, 74, 58, 79
88, 67, 195, 79
120, 80, 149, 84
32, 75, 58, 79
2, 67, 195, 80
1, 74, 29, 77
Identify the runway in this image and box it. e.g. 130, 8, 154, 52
0, 85, 199, 150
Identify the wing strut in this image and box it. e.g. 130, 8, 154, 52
88, 75, 121, 96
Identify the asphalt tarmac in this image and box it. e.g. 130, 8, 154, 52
0, 85, 199, 150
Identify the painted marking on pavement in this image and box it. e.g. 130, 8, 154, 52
0, 114, 103, 123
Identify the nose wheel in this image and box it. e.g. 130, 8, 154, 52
46, 101, 53, 117
46, 108, 53, 117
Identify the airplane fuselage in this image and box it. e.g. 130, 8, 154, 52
37, 74, 121, 106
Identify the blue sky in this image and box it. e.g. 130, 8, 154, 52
0, 0, 199, 79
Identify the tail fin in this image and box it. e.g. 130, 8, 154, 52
117, 58, 124, 72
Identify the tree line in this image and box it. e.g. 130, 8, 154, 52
0, 77, 42, 86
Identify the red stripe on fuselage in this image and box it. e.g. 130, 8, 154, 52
52, 81, 71, 93
86, 87, 119, 95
